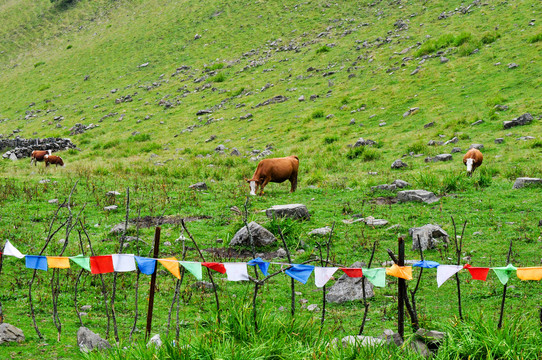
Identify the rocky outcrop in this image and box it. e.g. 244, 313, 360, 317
1, 137, 76, 160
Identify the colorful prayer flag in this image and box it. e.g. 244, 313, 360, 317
340, 268, 363, 278
135, 256, 156, 275
516, 267, 542, 281
3, 240, 24, 259
436, 265, 463, 287
362, 268, 386, 287
285, 264, 314, 284
90, 255, 114, 274
202, 262, 226, 274
47, 256, 70, 269
25, 255, 47, 271
386, 264, 413, 280
180, 261, 202, 280
70, 255, 91, 271
224, 263, 249, 281
158, 257, 181, 279
413, 260, 440, 268
247, 257, 270, 276
314, 267, 339, 287
112, 254, 136, 272
463, 264, 490, 281
492, 264, 517, 285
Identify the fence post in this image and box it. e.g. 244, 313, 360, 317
145, 226, 161, 341
398, 236, 405, 340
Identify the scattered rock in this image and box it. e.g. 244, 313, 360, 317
391, 159, 408, 169
512, 177, 542, 189
189, 182, 208, 190
276, 248, 288, 258
230, 221, 277, 247
48, 199, 58, 204
380, 329, 403, 346
371, 184, 396, 191
424, 122, 435, 128
307, 304, 319, 311
77, 327, 111, 353
340, 335, 385, 348
409, 224, 449, 251
326, 261, 374, 303
106, 191, 121, 196
298, 95, 305, 102
147, 334, 162, 348
425, 154, 452, 162
471, 119, 483, 126
392, 179, 411, 188
191, 281, 216, 292
0, 323, 25, 344
451, 147, 462, 153
403, 107, 419, 117
397, 190, 439, 204
103, 205, 118, 211
255, 95, 288, 108
353, 138, 376, 147
469, 144, 484, 150
308, 226, 332, 236
508, 63, 519, 69
266, 204, 310, 221
503, 113, 533, 129
230, 148, 241, 156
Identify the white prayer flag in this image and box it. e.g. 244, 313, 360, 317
223, 263, 249, 281
112, 254, 136, 272
3, 240, 25, 259
437, 265, 463, 288
314, 267, 339, 287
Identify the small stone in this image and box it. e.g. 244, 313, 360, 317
147, 334, 162, 348
298, 95, 305, 102
307, 304, 319, 311
495, 137, 504, 144
104, 205, 118, 211
49, 199, 59, 204
189, 182, 207, 190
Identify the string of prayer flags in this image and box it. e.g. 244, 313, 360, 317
112, 254, 136, 272
223, 263, 249, 281
463, 264, 490, 281
158, 257, 181, 279
202, 262, 226, 274
70, 255, 91, 271
135, 256, 156, 275
413, 260, 440, 268
492, 264, 517, 285
516, 267, 542, 281
247, 257, 270, 276
3, 240, 24, 259
26, 255, 48, 271
285, 264, 314, 284
180, 261, 203, 280
436, 265, 463, 287
314, 267, 339, 288
340, 268, 363, 278
386, 264, 413, 280
47, 256, 70, 269
90, 255, 114, 274
362, 268, 386, 287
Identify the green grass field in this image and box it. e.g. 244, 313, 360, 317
1, 0, 542, 358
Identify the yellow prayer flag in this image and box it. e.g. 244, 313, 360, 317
516, 267, 542, 281
158, 257, 181, 279
385, 264, 413, 280
47, 256, 70, 269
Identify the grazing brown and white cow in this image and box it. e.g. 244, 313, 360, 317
463, 148, 483, 176
30, 150, 52, 166
246, 155, 299, 195
44, 154, 64, 167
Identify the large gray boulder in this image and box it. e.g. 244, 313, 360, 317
391, 159, 408, 169
512, 177, 542, 189
266, 204, 310, 221
77, 326, 111, 353
230, 221, 277, 247
0, 323, 25, 344
326, 261, 374, 303
409, 224, 449, 251
397, 190, 439, 204
503, 113, 533, 129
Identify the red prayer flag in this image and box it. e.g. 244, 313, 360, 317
202, 262, 226, 274
90, 255, 114, 274
340, 268, 363, 278
463, 264, 490, 281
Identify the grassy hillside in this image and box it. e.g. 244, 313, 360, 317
1, 0, 542, 358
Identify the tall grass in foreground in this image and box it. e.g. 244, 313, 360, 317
82, 308, 542, 360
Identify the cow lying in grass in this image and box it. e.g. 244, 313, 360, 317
44, 155, 64, 167
30, 150, 52, 166
247, 155, 299, 195
463, 148, 483, 177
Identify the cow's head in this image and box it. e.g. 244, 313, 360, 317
465, 158, 474, 177
245, 178, 258, 195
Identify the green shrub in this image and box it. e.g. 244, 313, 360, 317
205, 63, 224, 71
129, 133, 151, 142
323, 136, 338, 144
141, 142, 162, 152
210, 73, 225, 83
66, 44, 73, 49
406, 141, 426, 154
481, 32, 500, 44
454, 32, 472, 47
232, 87, 245, 96
528, 33, 542, 43
530, 140, 542, 148
103, 139, 120, 149
37, 84, 50, 92
311, 109, 324, 118
316, 45, 330, 54
34, 61, 45, 68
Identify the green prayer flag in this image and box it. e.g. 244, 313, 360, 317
492, 264, 517, 285
362, 267, 386, 287
70, 255, 91, 271
180, 261, 202, 280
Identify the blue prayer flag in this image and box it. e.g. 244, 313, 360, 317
135, 256, 156, 275
26, 255, 48, 271
285, 264, 314, 284
247, 257, 270, 276
413, 260, 440, 269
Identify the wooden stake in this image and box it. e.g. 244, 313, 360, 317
397, 236, 405, 340
498, 239, 513, 329
145, 226, 161, 341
